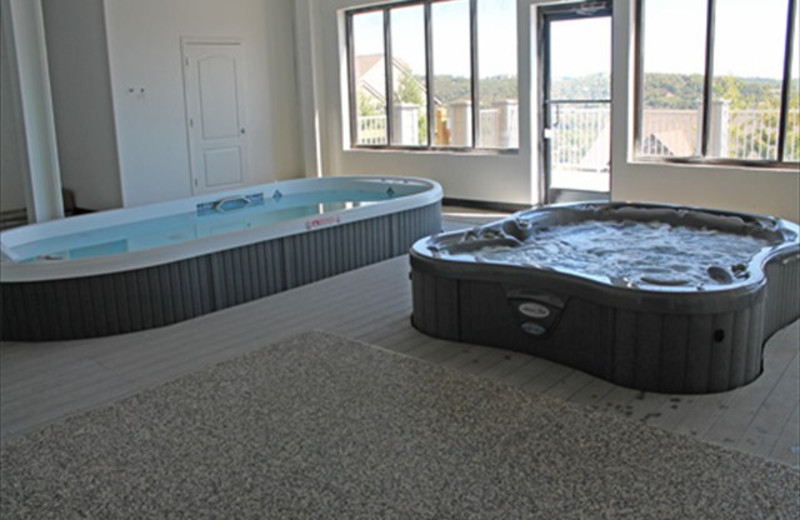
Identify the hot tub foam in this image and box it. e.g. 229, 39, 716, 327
410, 202, 800, 394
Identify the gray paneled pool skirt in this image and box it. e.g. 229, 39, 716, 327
1, 331, 797, 519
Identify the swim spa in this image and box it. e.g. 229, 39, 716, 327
410, 202, 800, 393
2, 176, 442, 340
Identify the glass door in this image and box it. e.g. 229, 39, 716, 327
538, 2, 612, 204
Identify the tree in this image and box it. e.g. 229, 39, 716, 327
395, 71, 424, 106
639, 72, 789, 159
394, 71, 428, 143
713, 76, 783, 159
358, 89, 383, 117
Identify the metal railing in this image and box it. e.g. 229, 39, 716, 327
356, 102, 519, 149
357, 115, 387, 145
479, 109, 500, 148
728, 109, 800, 161
358, 105, 799, 162
549, 103, 610, 172
639, 107, 799, 161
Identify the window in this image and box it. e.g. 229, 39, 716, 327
635, 0, 799, 165
346, 0, 518, 151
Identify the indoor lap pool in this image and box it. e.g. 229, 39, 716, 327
411, 202, 800, 394
1, 176, 442, 340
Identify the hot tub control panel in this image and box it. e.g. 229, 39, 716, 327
506, 289, 566, 338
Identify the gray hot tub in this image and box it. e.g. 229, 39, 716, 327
410, 202, 800, 394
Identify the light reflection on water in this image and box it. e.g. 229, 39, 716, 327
13, 191, 393, 262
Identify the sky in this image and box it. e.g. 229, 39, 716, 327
353, 0, 517, 78
644, 0, 794, 79
353, 0, 798, 81
550, 17, 611, 78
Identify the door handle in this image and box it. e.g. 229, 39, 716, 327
240, 128, 246, 134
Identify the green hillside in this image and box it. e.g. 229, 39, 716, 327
424, 73, 789, 110
642, 73, 784, 110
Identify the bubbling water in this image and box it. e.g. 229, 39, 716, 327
476, 220, 772, 288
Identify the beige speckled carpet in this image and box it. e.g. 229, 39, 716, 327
2, 331, 798, 519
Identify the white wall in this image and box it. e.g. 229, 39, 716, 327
42, 0, 122, 211
612, 162, 800, 221
104, 0, 303, 207
0, 0, 27, 213
296, 0, 538, 206
297, 0, 798, 221
4, 0, 797, 220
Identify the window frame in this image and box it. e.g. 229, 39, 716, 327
344, 0, 519, 153
633, 0, 799, 168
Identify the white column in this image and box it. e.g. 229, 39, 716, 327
708, 99, 730, 157
448, 100, 472, 147
695, 101, 704, 156
5, 0, 63, 222
293, 0, 323, 177
392, 103, 420, 146
493, 99, 518, 149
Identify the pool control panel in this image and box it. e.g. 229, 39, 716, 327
506, 289, 566, 338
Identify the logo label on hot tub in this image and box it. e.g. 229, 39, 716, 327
305, 215, 341, 230
518, 302, 551, 319
521, 322, 547, 336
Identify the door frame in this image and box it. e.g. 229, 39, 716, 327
180, 36, 248, 195
536, 1, 612, 204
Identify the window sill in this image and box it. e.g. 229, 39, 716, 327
345, 146, 520, 157
631, 156, 800, 172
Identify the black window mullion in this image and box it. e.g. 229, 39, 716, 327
637, 0, 796, 166
633, 0, 646, 156
700, 0, 717, 158
384, 8, 394, 146
539, 8, 552, 203
470, 0, 479, 148
777, 0, 797, 161
425, 0, 435, 146
347, 0, 520, 153
346, 13, 358, 147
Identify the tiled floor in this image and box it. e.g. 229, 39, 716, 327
2, 213, 798, 469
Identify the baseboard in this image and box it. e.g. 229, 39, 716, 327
442, 198, 531, 213
0, 208, 27, 231
548, 189, 610, 204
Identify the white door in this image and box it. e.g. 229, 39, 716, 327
182, 40, 248, 194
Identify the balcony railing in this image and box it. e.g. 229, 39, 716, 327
727, 109, 799, 161
639, 104, 799, 162
358, 102, 799, 163
548, 104, 610, 172
357, 115, 387, 145
356, 100, 519, 149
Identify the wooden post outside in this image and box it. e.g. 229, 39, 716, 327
436, 107, 450, 145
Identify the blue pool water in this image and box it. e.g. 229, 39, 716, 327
11, 188, 409, 262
